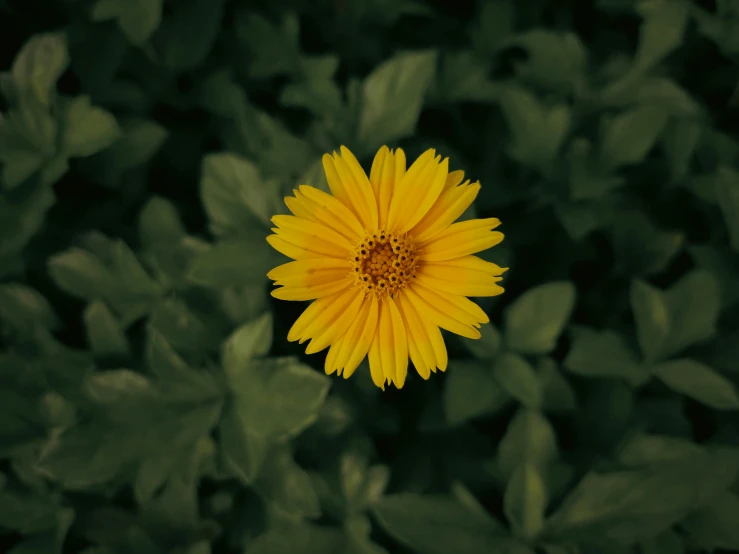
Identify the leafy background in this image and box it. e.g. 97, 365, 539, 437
2, 0, 739, 553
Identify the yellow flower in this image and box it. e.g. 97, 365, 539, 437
267, 146, 506, 389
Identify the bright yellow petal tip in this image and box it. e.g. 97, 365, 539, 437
266, 145, 506, 390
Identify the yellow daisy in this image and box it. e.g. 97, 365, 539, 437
267, 146, 506, 389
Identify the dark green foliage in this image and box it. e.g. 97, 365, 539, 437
2, 1, 739, 553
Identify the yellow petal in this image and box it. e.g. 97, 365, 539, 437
442, 169, 465, 192
416, 266, 505, 298
386, 148, 436, 231
272, 215, 354, 252
419, 218, 503, 262
267, 235, 326, 261
427, 321, 448, 372
412, 279, 489, 327
404, 287, 481, 339
411, 180, 480, 243
339, 146, 379, 230
388, 152, 448, 234
298, 185, 365, 239
305, 289, 365, 354
431, 255, 508, 276
368, 298, 409, 389
268, 258, 350, 284
271, 278, 351, 301
396, 294, 435, 379
288, 289, 347, 342
285, 188, 362, 243
326, 294, 379, 378
370, 147, 406, 228
322, 153, 357, 218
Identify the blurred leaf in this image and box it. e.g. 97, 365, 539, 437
611, 213, 683, 276
544, 449, 739, 545
499, 85, 571, 170
372, 494, 532, 554
0, 283, 58, 336
227, 357, 330, 441
138, 196, 185, 246
58, 95, 120, 158
88, 118, 168, 186
537, 359, 577, 413
682, 491, 739, 551
639, 530, 684, 554
599, 106, 668, 169
568, 139, 623, 200
470, 0, 514, 55
564, 327, 649, 386
200, 152, 277, 236
630, 271, 720, 362
219, 403, 268, 485
357, 50, 437, 154
504, 463, 547, 541
83, 301, 129, 359
247, 523, 343, 554
222, 312, 273, 379
504, 281, 576, 354
444, 360, 510, 425
91, 0, 163, 46
460, 323, 501, 359
617, 433, 703, 467
653, 359, 739, 410
716, 165, 739, 252
498, 409, 558, 478
257, 447, 320, 518
505, 30, 587, 93
48, 239, 164, 326
186, 234, 278, 287
151, 0, 223, 71
433, 51, 499, 103
662, 119, 701, 182
633, 0, 689, 73
237, 12, 301, 79
493, 353, 542, 409
10, 32, 68, 107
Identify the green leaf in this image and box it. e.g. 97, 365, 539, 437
537, 359, 577, 413
186, 235, 279, 287
504, 463, 547, 541
372, 494, 532, 554
493, 353, 542, 409
247, 523, 344, 554
138, 196, 185, 246
682, 491, 739, 551
228, 357, 330, 441
499, 85, 571, 170
256, 447, 320, 518
58, 96, 120, 158
611, 213, 683, 276
617, 433, 703, 467
498, 409, 558, 478
444, 360, 510, 425
716, 165, 739, 252
633, 0, 689, 73
653, 359, 739, 410
152, 0, 224, 71
0, 488, 59, 533
544, 449, 739, 545
222, 312, 273, 379
200, 152, 277, 236
91, 0, 163, 46
219, 403, 268, 484
599, 106, 668, 169
662, 119, 701, 182
0, 283, 58, 336
237, 12, 302, 79
89, 118, 168, 187
564, 327, 649, 386
83, 301, 129, 359
567, 139, 623, 200
460, 323, 501, 359
504, 30, 587, 94
357, 50, 437, 154
639, 530, 685, 554
504, 282, 576, 354
10, 32, 68, 107
630, 271, 720, 362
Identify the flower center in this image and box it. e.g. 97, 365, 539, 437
351, 229, 418, 297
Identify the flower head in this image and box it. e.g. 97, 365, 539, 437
267, 146, 506, 389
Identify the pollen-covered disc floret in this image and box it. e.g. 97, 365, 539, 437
351, 229, 418, 296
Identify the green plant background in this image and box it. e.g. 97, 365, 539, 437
2, 0, 739, 553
